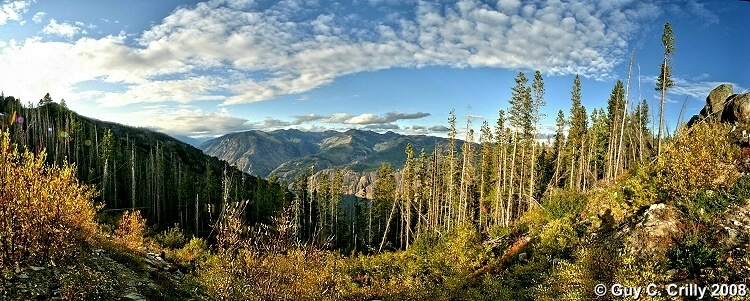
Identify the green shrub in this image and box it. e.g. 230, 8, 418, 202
693, 190, 731, 215
532, 242, 621, 301
168, 237, 209, 268
158, 224, 187, 249
542, 189, 587, 220
730, 174, 750, 203
621, 166, 659, 208
614, 251, 671, 301
536, 218, 578, 259
668, 235, 719, 278
194, 249, 353, 301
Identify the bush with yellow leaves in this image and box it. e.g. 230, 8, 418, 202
657, 121, 740, 201
113, 210, 147, 253
0, 131, 100, 268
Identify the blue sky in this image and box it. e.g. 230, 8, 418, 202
0, 0, 747, 139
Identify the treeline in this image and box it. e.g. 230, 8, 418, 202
0, 93, 290, 236
289, 70, 654, 252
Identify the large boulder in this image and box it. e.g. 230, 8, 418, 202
688, 84, 750, 127
707, 84, 734, 116
722, 93, 750, 124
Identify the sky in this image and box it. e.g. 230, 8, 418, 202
0, 0, 748, 140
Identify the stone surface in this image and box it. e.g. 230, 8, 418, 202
707, 84, 734, 115
688, 84, 750, 127
123, 292, 148, 301
622, 203, 682, 258
724, 93, 750, 124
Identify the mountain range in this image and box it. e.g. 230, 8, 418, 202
198, 129, 461, 196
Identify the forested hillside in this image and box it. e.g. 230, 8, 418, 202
0, 94, 289, 234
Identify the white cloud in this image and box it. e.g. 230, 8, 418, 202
641, 75, 747, 100
96, 76, 227, 107
363, 123, 400, 130
0, 0, 716, 109
292, 111, 430, 125
104, 105, 257, 138
42, 18, 81, 38
344, 112, 430, 124
407, 125, 450, 135
31, 11, 44, 24
0, 0, 32, 25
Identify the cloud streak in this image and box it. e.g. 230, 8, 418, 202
292, 111, 430, 125
640, 75, 748, 100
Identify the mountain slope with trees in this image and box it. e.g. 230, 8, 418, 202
0, 94, 290, 235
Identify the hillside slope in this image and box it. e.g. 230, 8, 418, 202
0, 96, 289, 233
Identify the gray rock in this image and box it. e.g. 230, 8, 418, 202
686, 114, 702, 127
123, 292, 148, 301
724, 93, 750, 124
518, 252, 528, 262
707, 84, 734, 116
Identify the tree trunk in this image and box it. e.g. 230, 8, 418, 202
657, 57, 667, 156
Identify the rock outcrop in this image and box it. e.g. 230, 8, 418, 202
618, 203, 683, 258
688, 84, 750, 126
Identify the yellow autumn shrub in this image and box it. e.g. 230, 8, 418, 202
113, 210, 147, 253
0, 131, 101, 268
657, 121, 739, 201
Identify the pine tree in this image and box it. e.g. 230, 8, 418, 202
478, 120, 494, 231
606, 80, 625, 179
374, 163, 396, 251
549, 110, 566, 189
447, 109, 457, 231
331, 169, 343, 246
494, 110, 506, 226
458, 110, 474, 226
567, 75, 587, 190
401, 143, 415, 248
656, 22, 675, 156
507, 72, 532, 224
101, 129, 115, 206
529, 70, 545, 204
38, 93, 53, 106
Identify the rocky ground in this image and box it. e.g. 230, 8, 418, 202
0, 248, 189, 301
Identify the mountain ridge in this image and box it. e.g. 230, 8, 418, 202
199, 128, 458, 180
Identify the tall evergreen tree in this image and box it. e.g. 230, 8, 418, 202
606, 80, 625, 179
656, 22, 675, 156
401, 143, 415, 248
529, 70, 546, 204
566, 75, 587, 190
